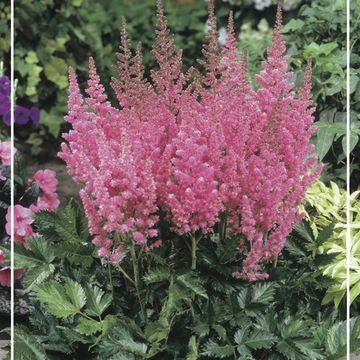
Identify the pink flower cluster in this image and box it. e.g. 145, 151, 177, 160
0, 141, 15, 180
59, 1, 320, 279
5, 169, 59, 246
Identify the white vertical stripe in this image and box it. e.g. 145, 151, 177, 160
346, 0, 350, 358
10, 0, 14, 358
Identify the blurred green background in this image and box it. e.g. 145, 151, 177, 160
7, 0, 360, 189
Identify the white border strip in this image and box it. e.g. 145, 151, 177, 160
346, 0, 350, 358
10, 0, 14, 358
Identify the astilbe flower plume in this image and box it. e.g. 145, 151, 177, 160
59, 1, 320, 279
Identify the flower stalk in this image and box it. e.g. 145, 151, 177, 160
191, 234, 197, 270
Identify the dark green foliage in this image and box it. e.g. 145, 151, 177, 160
12, 200, 354, 359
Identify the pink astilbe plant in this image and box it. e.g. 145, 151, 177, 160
59, 1, 320, 279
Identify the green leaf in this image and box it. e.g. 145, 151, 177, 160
35, 278, 86, 318
177, 272, 208, 299
192, 323, 210, 337
325, 321, 346, 355
186, 336, 198, 360
251, 283, 275, 304
7, 237, 55, 270
44, 56, 68, 89
202, 340, 235, 358
76, 317, 103, 336
342, 131, 359, 154
316, 124, 336, 160
64, 278, 87, 310
96, 325, 148, 358
293, 339, 324, 359
144, 319, 170, 344
13, 326, 47, 360
282, 19, 304, 33
143, 267, 171, 285
316, 223, 335, 246
234, 326, 277, 354
39, 110, 64, 138
22, 263, 55, 290
242, 329, 278, 350
85, 285, 112, 317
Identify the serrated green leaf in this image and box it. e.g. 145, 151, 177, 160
85, 285, 112, 317
22, 263, 55, 290
35, 278, 86, 318
76, 317, 103, 336
96, 325, 148, 358
251, 283, 275, 304
177, 272, 208, 299
316, 223, 335, 245
13, 325, 47, 360
143, 267, 171, 284
202, 340, 235, 358
243, 329, 278, 350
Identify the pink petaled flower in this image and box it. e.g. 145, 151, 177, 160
33, 169, 58, 195
133, 231, 147, 244
0, 250, 25, 288
30, 192, 60, 213
97, 247, 110, 257
145, 239, 163, 251
5, 205, 34, 245
110, 246, 124, 264
0, 141, 15, 166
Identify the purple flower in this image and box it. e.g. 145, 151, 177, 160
0, 94, 10, 116
2, 112, 10, 126
0, 76, 10, 97
29, 107, 40, 124
14, 106, 30, 125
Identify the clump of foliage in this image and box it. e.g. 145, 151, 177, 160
10, 200, 354, 359
299, 180, 360, 308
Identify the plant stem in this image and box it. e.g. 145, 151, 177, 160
129, 239, 146, 323
219, 212, 227, 241
191, 234, 197, 270
115, 263, 136, 286
79, 311, 94, 321
108, 262, 114, 299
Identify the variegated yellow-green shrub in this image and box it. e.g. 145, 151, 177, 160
301, 180, 360, 307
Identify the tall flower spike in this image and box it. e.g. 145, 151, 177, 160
64, 68, 85, 126
59, 67, 100, 185
151, 0, 184, 100
112, 17, 150, 109
86, 57, 111, 117
225, 11, 236, 51
300, 58, 312, 101
112, 17, 132, 104
198, 0, 220, 87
